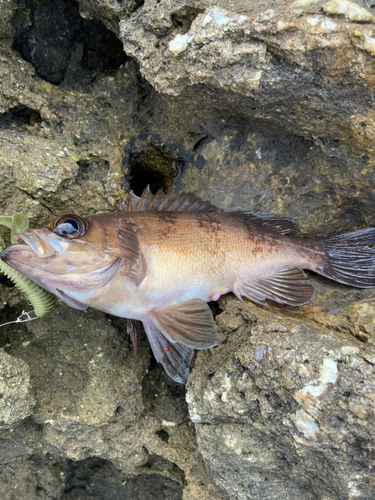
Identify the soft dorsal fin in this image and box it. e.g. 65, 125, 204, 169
121, 186, 216, 213
115, 219, 147, 285
232, 211, 296, 235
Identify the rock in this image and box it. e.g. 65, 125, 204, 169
187, 296, 375, 499
0, 349, 35, 428
0, 0, 375, 498
119, 0, 375, 171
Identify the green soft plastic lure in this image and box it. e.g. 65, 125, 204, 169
0, 213, 57, 317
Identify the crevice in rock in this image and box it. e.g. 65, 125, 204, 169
63, 456, 183, 500
126, 146, 176, 196
156, 429, 170, 442
0, 105, 42, 131
170, 7, 204, 34
208, 301, 223, 319
192, 135, 209, 153
76, 158, 110, 184
141, 450, 185, 485
0, 304, 31, 348
0, 275, 15, 288
140, 348, 188, 429
12, 0, 127, 86
129, 473, 183, 500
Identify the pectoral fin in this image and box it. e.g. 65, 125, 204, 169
233, 268, 314, 306
148, 298, 218, 349
115, 219, 147, 286
143, 319, 194, 384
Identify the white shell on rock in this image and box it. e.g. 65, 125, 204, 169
168, 33, 191, 54
323, 0, 375, 22
352, 30, 375, 56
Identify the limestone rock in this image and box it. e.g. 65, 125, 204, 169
0, 349, 35, 428
0, 0, 375, 498
119, 0, 375, 171
187, 296, 375, 499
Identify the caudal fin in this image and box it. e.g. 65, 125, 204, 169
314, 228, 375, 288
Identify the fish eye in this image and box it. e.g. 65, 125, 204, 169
51, 214, 88, 239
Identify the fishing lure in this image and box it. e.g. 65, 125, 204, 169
0, 214, 57, 317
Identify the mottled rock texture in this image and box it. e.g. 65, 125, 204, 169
1, 0, 375, 499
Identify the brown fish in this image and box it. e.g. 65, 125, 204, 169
2, 188, 375, 383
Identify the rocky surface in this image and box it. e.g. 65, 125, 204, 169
0, 0, 375, 498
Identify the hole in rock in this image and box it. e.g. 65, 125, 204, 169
156, 429, 170, 442
0, 105, 42, 130
127, 146, 176, 196
130, 0, 145, 12
76, 158, 110, 184
12, 0, 127, 86
170, 6, 204, 33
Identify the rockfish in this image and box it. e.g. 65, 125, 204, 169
2, 188, 375, 383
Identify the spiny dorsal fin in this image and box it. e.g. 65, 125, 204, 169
121, 187, 216, 213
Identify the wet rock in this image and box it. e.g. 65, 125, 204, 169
187, 296, 375, 499
119, 0, 375, 172
0, 349, 35, 428
0, 0, 375, 498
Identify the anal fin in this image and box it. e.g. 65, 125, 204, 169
233, 268, 314, 307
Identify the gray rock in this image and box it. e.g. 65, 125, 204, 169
0, 349, 35, 428
187, 296, 375, 499
0, 0, 375, 498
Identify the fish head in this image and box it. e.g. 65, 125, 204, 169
0, 213, 124, 307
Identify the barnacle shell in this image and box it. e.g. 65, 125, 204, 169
323, 0, 375, 23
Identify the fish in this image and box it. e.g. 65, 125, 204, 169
2, 187, 375, 383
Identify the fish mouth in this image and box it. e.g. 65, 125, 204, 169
1, 230, 64, 264
16, 231, 65, 257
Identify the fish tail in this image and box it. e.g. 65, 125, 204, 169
311, 228, 375, 288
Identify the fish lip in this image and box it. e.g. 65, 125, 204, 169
0, 249, 9, 262
0, 242, 33, 262
0, 232, 58, 271
12, 231, 59, 258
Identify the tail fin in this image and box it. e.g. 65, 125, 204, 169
314, 228, 375, 288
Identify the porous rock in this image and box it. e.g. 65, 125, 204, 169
187, 296, 375, 499
0, 0, 375, 498
0, 348, 35, 428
